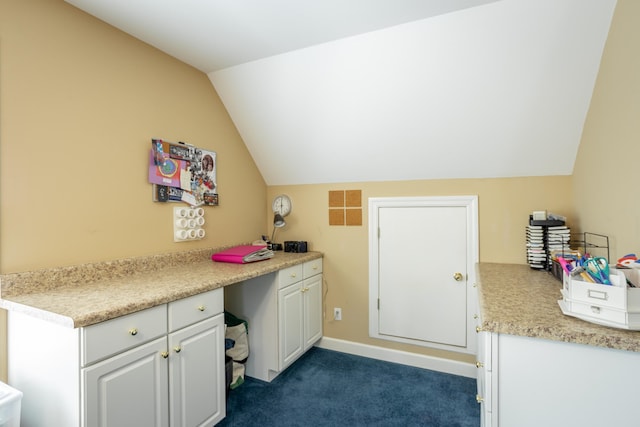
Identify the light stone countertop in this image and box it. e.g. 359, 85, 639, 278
0, 248, 322, 328
476, 263, 640, 352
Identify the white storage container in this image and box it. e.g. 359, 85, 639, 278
559, 268, 640, 329
0, 382, 22, 427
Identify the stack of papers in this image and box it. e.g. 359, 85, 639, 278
547, 226, 571, 254
526, 225, 546, 269
525, 223, 571, 270
212, 245, 274, 264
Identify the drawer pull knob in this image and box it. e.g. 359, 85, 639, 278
473, 314, 479, 319
174, 346, 182, 353
290, 273, 297, 278
476, 326, 482, 333
476, 394, 484, 403
129, 328, 138, 336
453, 272, 463, 281
198, 305, 206, 312
161, 351, 169, 359
476, 361, 484, 368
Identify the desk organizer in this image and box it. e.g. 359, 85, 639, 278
558, 268, 640, 330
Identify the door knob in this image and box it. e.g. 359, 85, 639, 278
453, 272, 464, 281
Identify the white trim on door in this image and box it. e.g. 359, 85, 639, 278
368, 195, 479, 354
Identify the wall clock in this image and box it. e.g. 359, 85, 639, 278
272, 194, 292, 217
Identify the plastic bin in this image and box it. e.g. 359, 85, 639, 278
225, 355, 233, 399
0, 382, 22, 427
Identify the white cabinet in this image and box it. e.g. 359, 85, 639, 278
475, 330, 497, 427
278, 275, 304, 368
8, 288, 225, 427
83, 336, 170, 427
474, 289, 493, 427
491, 334, 640, 427
168, 315, 225, 427
277, 264, 323, 370
225, 258, 323, 382
475, 321, 640, 427
167, 288, 225, 427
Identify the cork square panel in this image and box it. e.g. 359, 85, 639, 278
329, 209, 345, 226
345, 190, 361, 207
329, 190, 345, 208
345, 208, 362, 226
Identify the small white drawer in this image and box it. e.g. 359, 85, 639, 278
278, 264, 303, 289
563, 298, 628, 325
564, 270, 628, 310
81, 304, 167, 366
303, 259, 323, 278
168, 288, 224, 332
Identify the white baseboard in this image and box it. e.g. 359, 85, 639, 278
315, 337, 477, 379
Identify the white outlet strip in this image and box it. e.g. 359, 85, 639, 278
173, 206, 206, 242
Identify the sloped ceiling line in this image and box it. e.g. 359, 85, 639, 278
66, 0, 618, 185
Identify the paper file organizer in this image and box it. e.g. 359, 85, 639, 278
558, 268, 640, 330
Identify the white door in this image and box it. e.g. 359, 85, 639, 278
278, 283, 304, 369
168, 314, 225, 427
83, 337, 169, 427
302, 274, 323, 350
369, 196, 478, 353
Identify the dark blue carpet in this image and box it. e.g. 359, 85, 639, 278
218, 347, 480, 427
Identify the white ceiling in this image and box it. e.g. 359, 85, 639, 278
66, 0, 618, 186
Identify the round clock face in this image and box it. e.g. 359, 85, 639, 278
272, 194, 292, 217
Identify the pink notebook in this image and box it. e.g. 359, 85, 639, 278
211, 245, 273, 264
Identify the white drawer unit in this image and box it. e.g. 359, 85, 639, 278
81, 304, 167, 366
168, 288, 224, 332
9, 288, 225, 427
303, 259, 322, 278
560, 269, 640, 329
562, 269, 632, 310
560, 294, 628, 324
474, 285, 493, 427
278, 264, 304, 289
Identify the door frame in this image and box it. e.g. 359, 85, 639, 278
368, 195, 479, 354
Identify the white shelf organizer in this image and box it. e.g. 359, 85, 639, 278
173, 207, 205, 242
559, 267, 640, 330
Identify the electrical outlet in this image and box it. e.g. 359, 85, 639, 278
333, 307, 342, 321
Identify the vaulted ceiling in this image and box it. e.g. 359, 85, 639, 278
66, 0, 618, 185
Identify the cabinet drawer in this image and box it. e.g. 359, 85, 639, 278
303, 259, 323, 278
168, 288, 224, 332
562, 297, 628, 325
81, 304, 167, 366
278, 264, 303, 289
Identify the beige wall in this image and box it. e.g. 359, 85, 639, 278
1, 0, 634, 382
0, 0, 267, 380
573, 0, 640, 259
268, 176, 574, 362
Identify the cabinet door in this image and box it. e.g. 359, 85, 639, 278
278, 283, 304, 369
168, 314, 225, 427
476, 331, 492, 427
83, 337, 169, 427
303, 274, 323, 351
